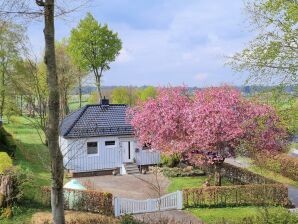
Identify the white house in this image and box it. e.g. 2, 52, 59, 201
59, 98, 160, 176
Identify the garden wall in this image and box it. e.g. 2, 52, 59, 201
183, 184, 289, 208
41, 187, 114, 216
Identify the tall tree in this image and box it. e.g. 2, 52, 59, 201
129, 86, 287, 185
68, 13, 122, 100
228, 0, 298, 85
0, 21, 24, 118
36, 1, 64, 223
56, 40, 79, 118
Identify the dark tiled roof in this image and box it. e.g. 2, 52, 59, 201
60, 104, 133, 138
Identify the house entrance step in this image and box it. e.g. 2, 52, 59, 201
124, 163, 140, 175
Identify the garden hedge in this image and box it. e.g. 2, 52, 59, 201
41, 187, 114, 216
221, 163, 277, 184
183, 184, 289, 208
254, 153, 298, 181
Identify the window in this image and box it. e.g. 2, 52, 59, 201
87, 142, 98, 155
105, 141, 116, 146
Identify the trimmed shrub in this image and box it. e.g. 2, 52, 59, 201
41, 187, 114, 216
221, 163, 277, 184
31, 211, 119, 224
255, 153, 298, 181
162, 167, 205, 177
0, 152, 12, 174
183, 184, 289, 208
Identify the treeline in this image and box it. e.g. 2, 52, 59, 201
87, 86, 157, 106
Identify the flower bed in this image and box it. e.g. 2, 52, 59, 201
41, 187, 113, 216
183, 184, 289, 208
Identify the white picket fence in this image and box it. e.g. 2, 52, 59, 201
114, 191, 183, 217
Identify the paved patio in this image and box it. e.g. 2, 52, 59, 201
76, 173, 170, 199
76, 173, 202, 223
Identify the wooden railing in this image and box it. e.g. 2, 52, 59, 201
135, 149, 161, 165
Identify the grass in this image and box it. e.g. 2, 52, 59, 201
0, 152, 13, 173
4, 116, 51, 191
167, 176, 232, 193
247, 165, 298, 187
1, 116, 51, 223
187, 206, 280, 224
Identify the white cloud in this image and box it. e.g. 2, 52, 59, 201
117, 48, 133, 63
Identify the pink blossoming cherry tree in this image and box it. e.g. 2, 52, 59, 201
128, 86, 287, 186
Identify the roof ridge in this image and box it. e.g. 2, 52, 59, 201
64, 105, 90, 137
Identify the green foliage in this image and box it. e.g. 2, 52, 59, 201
163, 167, 205, 178
41, 187, 114, 216
139, 86, 157, 101
111, 87, 138, 105
120, 214, 143, 224
255, 153, 298, 181
68, 12, 122, 95
228, 0, 298, 85
189, 206, 295, 224
87, 91, 98, 104
0, 152, 12, 173
183, 184, 289, 208
161, 153, 180, 168
253, 87, 298, 135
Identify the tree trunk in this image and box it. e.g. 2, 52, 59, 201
214, 164, 222, 186
78, 75, 82, 108
41, 1, 65, 223
94, 68, 102, 101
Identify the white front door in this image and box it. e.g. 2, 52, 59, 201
122, 141, 134, 163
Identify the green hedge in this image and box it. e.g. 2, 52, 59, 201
163, 167, 205, 177
255, 154, 298, 181
0, 152, 13, 174
183, 184, 289, 208
41, 187, 114, 216
221, 163, 277, 185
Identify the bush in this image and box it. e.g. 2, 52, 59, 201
183, 184, 289, 208
41, 187, 114, 216
120, 214, 143, 224
0, 152, 13, 174
162, 167, 205, 177
161, 154, 180, 168
0, 167, 33, 206
31, 211, 118, 224
255, 153, 298, 181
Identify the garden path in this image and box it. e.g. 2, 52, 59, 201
225, 158, 298, 207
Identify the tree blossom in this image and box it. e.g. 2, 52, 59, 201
128, 86, 287, 164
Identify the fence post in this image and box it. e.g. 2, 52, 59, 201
147, 199, 152, 212
177, 191, 183, 210
114, 197, 120, 217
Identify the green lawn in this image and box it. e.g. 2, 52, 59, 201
187, 206, 280, 224
3, 116, 51, 201
167, 176, 231, 193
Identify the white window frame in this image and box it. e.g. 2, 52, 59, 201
105, 140, 116, 148
86, 141, 99, 156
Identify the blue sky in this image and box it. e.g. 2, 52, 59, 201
28, 0, 252, 87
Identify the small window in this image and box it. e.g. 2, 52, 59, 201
105, 141, 116, 146
87, 142, 98, 155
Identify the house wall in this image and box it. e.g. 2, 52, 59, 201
60, 135, 136, 173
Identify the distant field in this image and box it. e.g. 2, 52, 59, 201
68, 94, 89, 112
